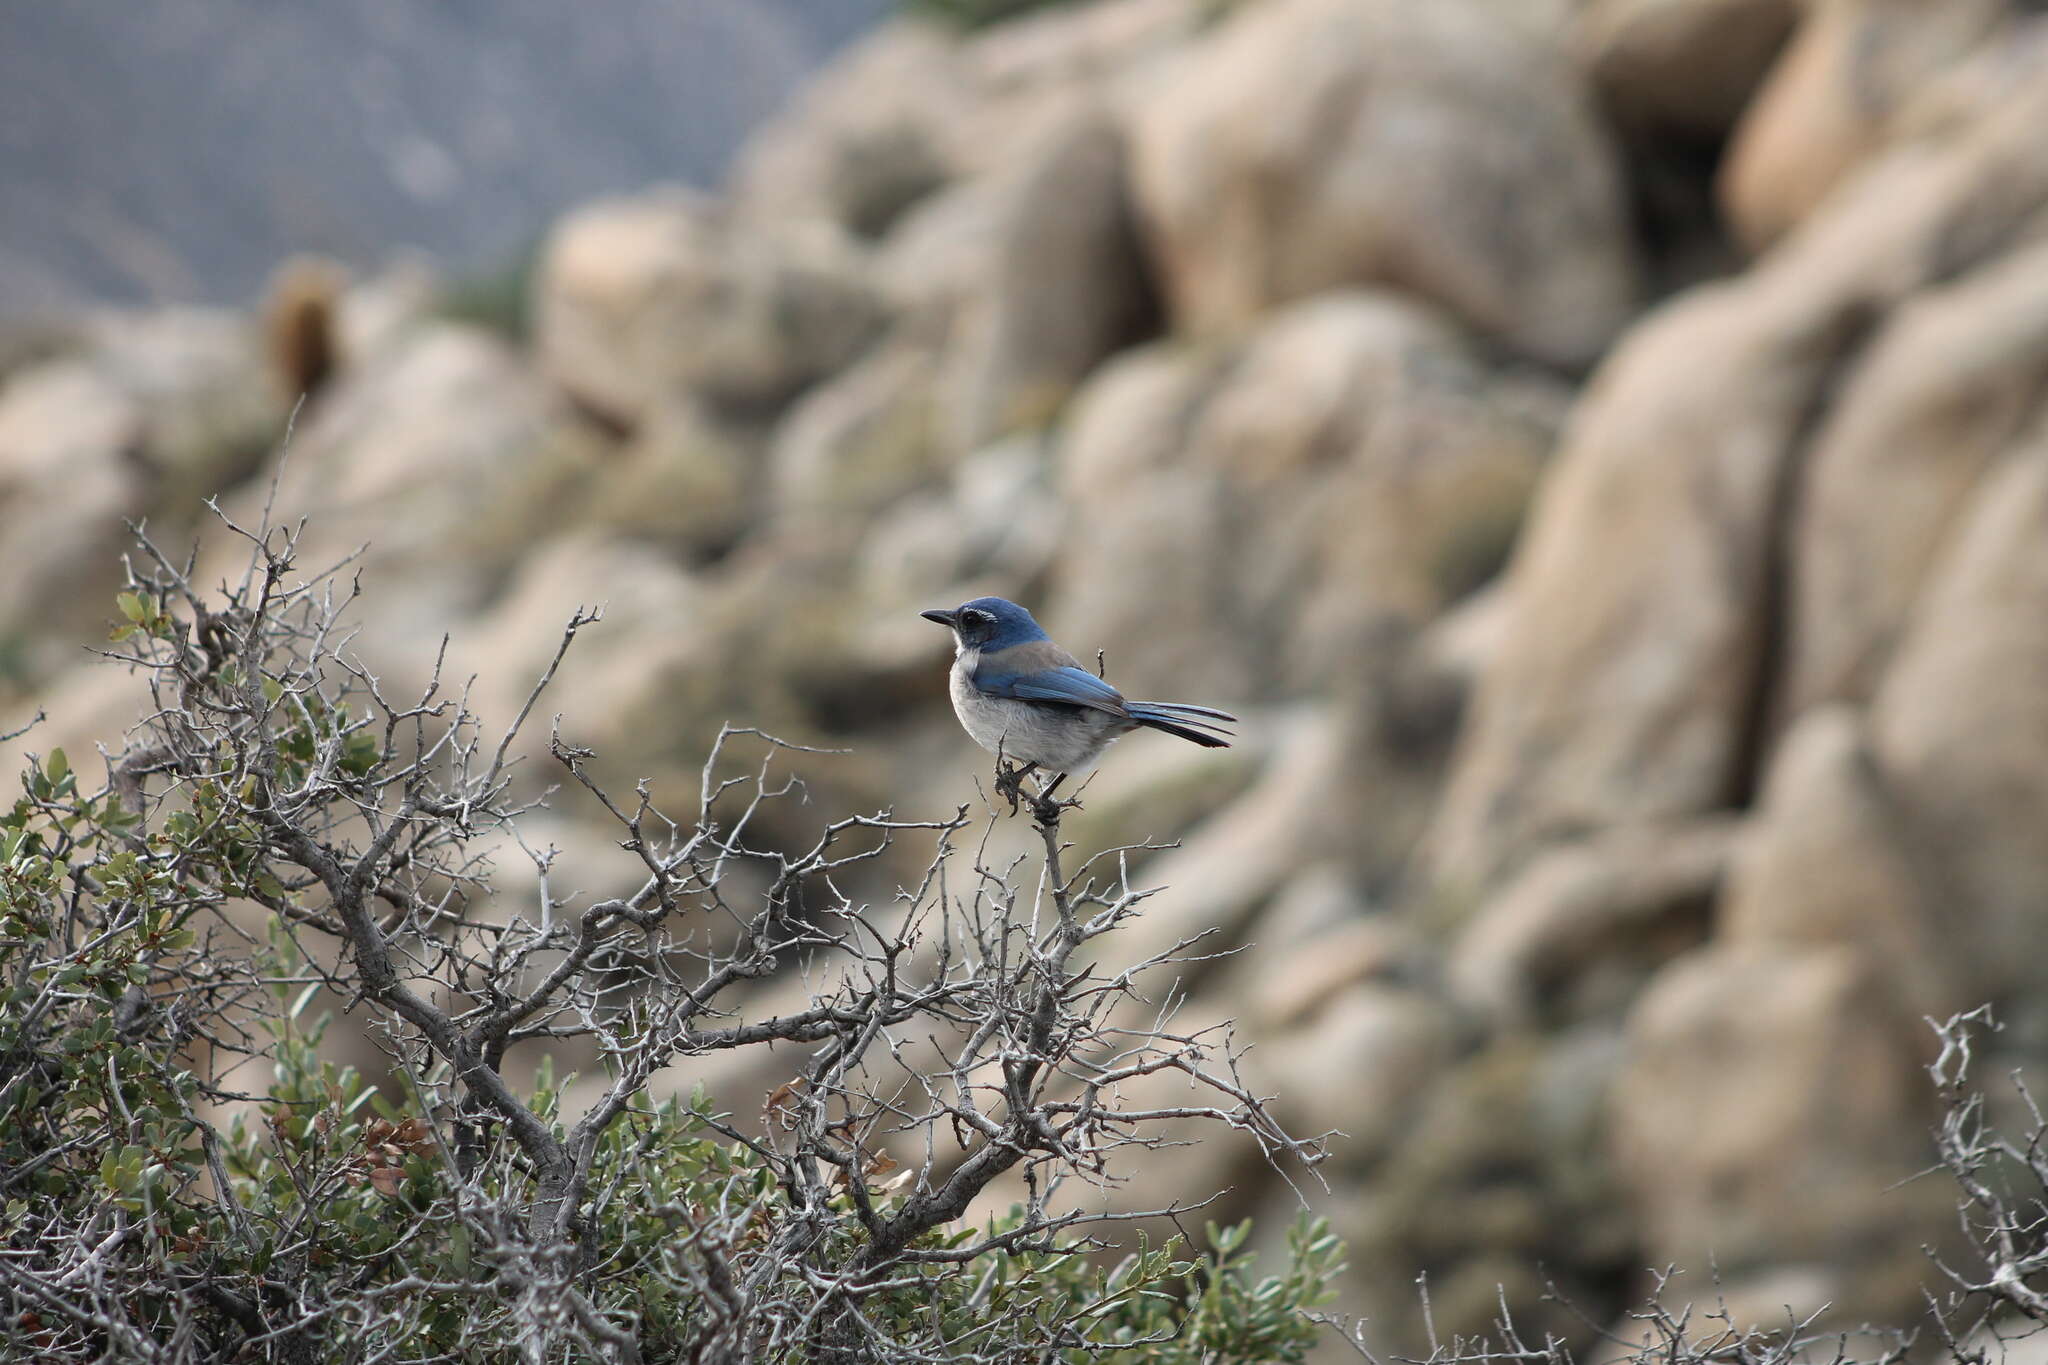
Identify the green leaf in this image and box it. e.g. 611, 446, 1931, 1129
117, 591, 146, 622
45, 749, 67, 786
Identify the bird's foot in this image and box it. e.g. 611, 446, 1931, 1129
993, 760, 1039, 816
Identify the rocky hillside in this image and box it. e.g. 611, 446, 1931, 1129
6, 0, 2048, 1353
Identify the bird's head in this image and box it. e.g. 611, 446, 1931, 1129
919, 596, 1049, 652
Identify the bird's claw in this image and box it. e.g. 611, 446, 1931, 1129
992, 759, 1078, 826
993, 760, 1036, 816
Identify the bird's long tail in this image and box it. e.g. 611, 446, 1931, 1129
1125, 701, 1236, 748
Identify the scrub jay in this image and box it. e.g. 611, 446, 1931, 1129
921, 596, 1235, 802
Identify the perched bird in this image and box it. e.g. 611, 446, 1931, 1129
921, 596, 1235, 799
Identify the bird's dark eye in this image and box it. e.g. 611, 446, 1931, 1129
961, 610, 990, 629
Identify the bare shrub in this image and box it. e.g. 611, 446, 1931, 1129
0, 501, 1336, 1362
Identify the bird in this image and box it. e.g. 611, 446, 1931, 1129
920, 596, 1235, 802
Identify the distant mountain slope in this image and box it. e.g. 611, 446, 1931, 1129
0, 0, 887, 319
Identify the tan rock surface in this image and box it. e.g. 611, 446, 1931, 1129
1575, 0, 1796, 139
1128, 0, 1639, 366
1784, 238, 2048, 715
1719, 0, 2008, 252
533, 190, 884, 425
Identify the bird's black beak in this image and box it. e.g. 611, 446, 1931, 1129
919, 608, 957, 629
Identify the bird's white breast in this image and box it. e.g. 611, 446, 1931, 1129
947, 647, 1126, 774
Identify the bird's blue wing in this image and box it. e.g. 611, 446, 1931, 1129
973, 642, 1127, 716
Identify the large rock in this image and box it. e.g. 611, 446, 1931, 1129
0, 307, 281, 667
730, 0, 1200, 243
0, 360, 146, 660
1718, 706, 1963, 1021
1430, 59, 2048, 894
1719, 0, 2008, 253
938, 101, 1155, 450
727, 21, 974, 239
455, 530, 709, 776
766, 338, 945, 527
257, 322, 603, 631
1337, 1032, 1635, 1355
1610, 944, 1950, 1327
1126, 0, 1639, 367
850, 435, 1064, 629
579, 397, 757, 563
1870, 439, 2048, 1013
1427, 283, 1855, 893
1448, 819, 1737, 1030
1783, 238, 2048, 715
532, 190, 884, 426
1051, 292, 1559, 705
1574, 0, 1797, 140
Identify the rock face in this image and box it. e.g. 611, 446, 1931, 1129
1784, 239, 2048, 714
0, 308, 280, 665
1575, 0, 1797, 139
16, 1, 2048, 1357
1127, 0, 1640, 366
1871, 440, 2048, 1009
728, 21, 975, 239
532, 190, 884, 425
1432, 48, 2048, 894
1427, 281, 1854, 893
1718, 0, 2010, 253
1051, 291, 1560, 706
1611, 943, 1950, 1325
937, 101, 1154, 450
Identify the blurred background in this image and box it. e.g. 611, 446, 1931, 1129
6, 0, 2048, 1355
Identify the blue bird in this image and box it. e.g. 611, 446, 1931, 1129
921, 596, 1235, 800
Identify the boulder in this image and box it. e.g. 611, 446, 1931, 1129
938, 100, 1154, 450
729, 0, 1201, 242
1429, 59, 2048, 894
1574, 0, 1796, 140
1427, 282, 1856, 892
1783, 238, 2048, 715
455, 530, 709, 776
86, 308, 287, 493
766, 338, 946, 526
727, 20, 973, 239
1870, 439, 2048, 1010
1338, 1032, 1636, 1354
0, 360, 146, 659
0, 307, 281, 664
579, 397, 756, 562
1258, 983, 1454, 1167
850, 434, 1064, 621
961, 0, 1199, 115
256, 322, 603, 629
1719, 0, 2008, 253
1718, 706, 1962, 1022
1042, 341, 1244, 697
1104, 705, 1357, 972
1126, 0, 1639, 367
1448, 819, 1737, 1030
532, 189, 884, 426
1610, 944, 1951, 1326
1051, 293, 1559, 704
